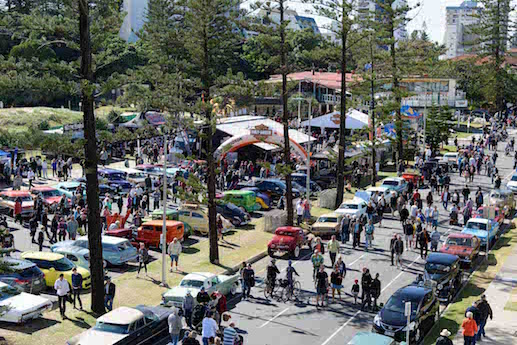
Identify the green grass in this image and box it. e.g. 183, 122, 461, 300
441, 145, 458, 153
423, 225, 517, 345
459, 121, 483, 129
95, 106, 138, 117
455, 132, 474, 139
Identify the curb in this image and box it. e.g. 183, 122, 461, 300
223, 251, 268, 275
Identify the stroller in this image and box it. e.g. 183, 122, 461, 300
191, 304, 207, 332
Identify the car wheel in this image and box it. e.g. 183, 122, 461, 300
291, 246, 300, 259
268, 248, 274, 257
414, 328, 421, 343
230, 283, 238, 295
435, 310, 440, 322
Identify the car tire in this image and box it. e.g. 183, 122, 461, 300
230, 283, 238, 295
291, 245, 300, 259
268, 248, 274, 257
414, 328, 421, 344
435, 310, 440, 323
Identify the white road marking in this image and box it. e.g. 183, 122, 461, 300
258, 307, 290, 328
320, 310, 361, 345
381, 255, 421, 293
348, 254, 366, 266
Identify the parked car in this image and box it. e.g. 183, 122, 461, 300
365, 186, 393, 209
52, 246, 107, 272
216, 202, 249, 226
66, 305, 174, 345
334, 198, 368, 218
253, 179, 301, 202
118, 167, 148, 186
267, 226, 312, 259
98, 168, 133, 193
178, 204, 210, 235
424, 253, 462, 303
144, 209, 192, 237
0, 282, 52, 323
162, 272, 239, 309
222, 190, 259, 213
20, 252, 91, 289
137, 220, 185, 248
440, 233, 481, 266
0, 190, 34, 218
372, 285, 440, 343
135, 164, 163, 177
473, 206, 505, 225
506, 172, 517, 193
380, 177, 408, 195
311, 213, 343, 237
241, 187, 271, 210
0, 257, 46, 294
30, 186, 64, 212
439, 152, 459, 171
54, 181, 84, 198
348, 332, 407, 345
488, 189, 514, 214
51, 236, 138, 266
461, 218, 500, 247
291, 173, 322, 194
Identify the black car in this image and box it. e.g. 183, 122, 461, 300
0, 257, 46, 294
373, 285, 440, 343
216, 202, 250, 226
254, 179, 301, 201
424, 253, 462, 303
291, 173, 323, 194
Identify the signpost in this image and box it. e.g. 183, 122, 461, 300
161, 133, 168, 287
405, 301, 411, 345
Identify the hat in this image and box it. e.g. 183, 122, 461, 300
354, 279, 358, 283
186, 290, 191, 295
440, 329, 451, 337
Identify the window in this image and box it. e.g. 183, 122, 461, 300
192, 213, 204, 219
141, 225, 154, 232
133, 318, 146, 331
67, 254, 78, 262
179, 211, 190, 217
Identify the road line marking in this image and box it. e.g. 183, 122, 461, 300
320, 310, 361, 345
381, 255, 421, 293
348, 254, 365, 266
258, 307, 290, 328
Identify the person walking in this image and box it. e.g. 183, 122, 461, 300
104, 277, 116, 311
37, 230, 45, 251
296, 200, 303, 226
54, 273, 70, 319
315, 265, 328, 308
14, 197, 22, 224
394, 235, 404, 268
330, 266, 343, 302
476, 294, 493, 340
311, 250, 324, 280
201, 311, 218, 345
223, 321, 238, 345
466, 301, 482, 330
360, 268, 372, 311
418, 228, 430, 259
351, 279, 360, 304
168, 238, 182, 272
430, 228, 441, 252
371, 273, 381, 311
352, 218, 361, 249
71, 267, 83, 310
389, 233, 398, 266
327, 235, 339, 266
242, 263, 255, 299
136, 243, 149, 278
461, 311, 478, 345
340, 215, 350, 244
436, 329, 453, 345
67, 215, 78, 240
167, 307, 183, 345
365, 219, 374, 251
183, 290, 194, 328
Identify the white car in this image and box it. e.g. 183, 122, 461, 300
334, 198, 368, 218
117, 167, 148, 186
0, 281, 52, 323
507, 173, 517, 193
365, 186, 393, 206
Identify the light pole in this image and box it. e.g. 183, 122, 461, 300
161, 132, 168, 287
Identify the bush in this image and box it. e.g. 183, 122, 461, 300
38, 120, 50, 130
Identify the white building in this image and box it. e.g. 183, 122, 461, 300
357, 0, 408, 42
444, 1, 482, 59
119, 0, 148, 42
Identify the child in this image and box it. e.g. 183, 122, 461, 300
37, 230, 45, 251
351, 279, 360, 304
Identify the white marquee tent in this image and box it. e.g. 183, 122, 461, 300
301, 109, 369, 131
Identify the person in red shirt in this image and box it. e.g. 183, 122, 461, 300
462, 311, 478, 345
14, 197, 22, 224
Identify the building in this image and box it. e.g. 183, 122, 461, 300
119, 0, 148, 42
398, 78, 468, 111
358, 0, 408, 42
444, 1, 482, 59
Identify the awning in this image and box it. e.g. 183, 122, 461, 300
301, 109, 369, 130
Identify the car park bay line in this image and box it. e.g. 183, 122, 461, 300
381, 254, 421, 293
320, 310, 361, 345
348, 253, 365, 267
258, 307, 290, 328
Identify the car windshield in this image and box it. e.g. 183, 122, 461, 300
107, 173, 126, 180
511, 175, 517, 181
54, 258, 75, 271
490, 192, 502, 198
6, 195, 32, 202
340, 204, 358, 210
180, 279, 205, 288
20, 265, 42, 278
225, 203, 240, 212
116, 241, 131, 251
0, 284, 21, 300
41, 190, 62, 197
276, 231, 295, 236
466, 221, 487, 231
382, 180, 399, 186
446, 237, 472, 246
318, 217, 338, 223
425, 262, 451, 273
93, 321, 130, 334
384, 293, 420, 315
74, 240, 89, 249
129, 173, 146, 179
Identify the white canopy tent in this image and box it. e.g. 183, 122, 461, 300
301, 109, 369, 132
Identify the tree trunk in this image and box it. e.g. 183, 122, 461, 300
335, 16, 348, 208
389, 17, 403, 170
280, 0, 293, 226
79, 0, 104, 315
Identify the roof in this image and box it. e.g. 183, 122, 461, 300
151, 209, 179, 215
396, 285, 432, 298
276, 226, 302, 232
223, 190, 254, 196
318, 212, 341, 218
183, 272, 215, 281
447, 233, 475, 239
216, 115, 315, 152
267, 71, 362, 91
77, 235, 130, 245
426, 253, 459, 265
97, 307, 144, 324
0, 257, 36, 270
0, 190, 31, 196
98, 168, 124, 174
53, 246, 89, 255
466, 218, 489, 224
21, 251, 64, 261
366, 186, 389, 192
142, 220, 183, 227
300, 109, 369, 130
31, 186, 57, 191
348, 332, 396, 345
383, 177, 405, 182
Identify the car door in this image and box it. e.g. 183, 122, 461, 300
209, 275, 220, 294
129, 317, 152, 345
419, 293, 435, 331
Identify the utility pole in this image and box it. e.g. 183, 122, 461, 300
161, 132, 168, 287
370, 35, 376, 186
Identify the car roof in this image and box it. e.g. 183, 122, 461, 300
467, 218, 489, 224
55, 182, 82, 188
223, 190, 254, 196
97, 307, 144, 324
0, 190, 31, 196
31, 186, 57, 191
53, 246, 89, 255
426, 253, 459, 265
348, 332, 396, 345
136, 164, 157, 169
21, 251, 64, 261
98, 168, 123, 173
366, 186, 389, 192
343, 198, 365, 205
382, 177, 404, 182
77, 235, 129, 245
183, 272, 215, 281
0, 257, 37, 270
276, 226, 302, 232
448, 233, 475, 239
142, 220, 183, 227
318, 213, 341, 218
395, 285, 432, 298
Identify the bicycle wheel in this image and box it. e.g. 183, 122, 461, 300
264, 282, 270, 300
292, 281, 301, 300
280, 286, 290, 302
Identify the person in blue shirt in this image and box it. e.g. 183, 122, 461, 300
71, 267, 83, 310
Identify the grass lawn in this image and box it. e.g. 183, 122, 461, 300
455, 132, 474, 139
95, 106, 138, 117
423, 225, 517, 345
441, 145, 458, 153
2, 219, 272, 345
459, 121, 484, 129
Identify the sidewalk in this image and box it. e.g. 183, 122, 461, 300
453, 236, 517, 344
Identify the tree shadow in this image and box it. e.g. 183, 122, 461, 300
182, 247, 201, 255
0, 318, 61, 334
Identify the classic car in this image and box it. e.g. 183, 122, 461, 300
240, 187, 271, 210
267, 226, 312, 259
20, 252, 91, 289
365, 186, 393, 209
30, 186, 65, 211
401, 173, 424, 187
54, 181, 84, 198
461, 218, 500, 247
348, 332, 407, 345
424, 253, 462, 303
135, 164, 164, 177
440, 233, 480, 266
334, 197, 368, 218
0, 257, 46, 294
216, 202, 249, 226
137, 220, 184, 248
66, 305, 175, 345
222, 190, 259, 213
290, 173, 322, 194
117, 167, 148, 186
472, 206, 505, 225
51, 236, 138, 266
178, 204, 210, 235
162, 272, 239, 309
98, 168, 133, 193
253, 179, 301, 202
0, 282, 52, 323
52, 246, 107, 272
373, 285, 439, 343
488, 189, 514, 213
506, 172, 517, 193
0, 190, 34, 217
311, 213, 343, 237
380, 177, 408, 195
144, 209, 192, 237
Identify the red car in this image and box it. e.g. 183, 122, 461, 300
440, 233, 480, 266
0, 190, 34, 217
267, 226, 311, 259
473, 206, 505, 225
31, 186, 65, 212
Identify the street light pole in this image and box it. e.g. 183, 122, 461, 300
161, 133, 168, 287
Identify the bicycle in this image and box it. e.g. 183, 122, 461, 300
281, 279, 301, 302
263, 277, 281, 301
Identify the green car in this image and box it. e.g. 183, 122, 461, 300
222, 190, 259, 213
148, 209, 192, 239
349, 332, 406, 345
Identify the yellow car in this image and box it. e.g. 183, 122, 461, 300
178, 204, 209, 235
310, 212, 343, 237
21, 252, 91, 290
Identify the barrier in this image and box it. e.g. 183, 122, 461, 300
318, 189, 337, 209
262, 209, 287, 233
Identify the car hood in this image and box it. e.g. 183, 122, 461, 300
163, 286, 200, 299
425, 271, 448, 282
269, 235, 296, 245
51, 241, 77, 251
44, 196, 62, 204
312, 222, 339, 228
0, 292, 51, 311
462, 228, 488, 239
440, 245, 473, 257
507, 181, 517, 188
379, 309, 413, 327
67, 329, 128, 345
335, 209, 359, 215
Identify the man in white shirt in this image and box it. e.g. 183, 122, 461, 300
296, 200, 304, 226
54, 274, 70, 318
168, 238, 182, 272
201, 312, 218, 345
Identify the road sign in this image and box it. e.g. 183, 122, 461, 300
405, 301, 411, 316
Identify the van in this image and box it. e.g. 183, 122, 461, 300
489, 189, 515, 214
222, 190, 258, 212
137, 220, 184, 248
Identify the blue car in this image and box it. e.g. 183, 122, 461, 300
0, 257, 46, 294
98, 168, 133, 193
51, 236, 138, 266
349, 332, 406, 345
461, 218, 500, 247
55, 181, 117, 199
